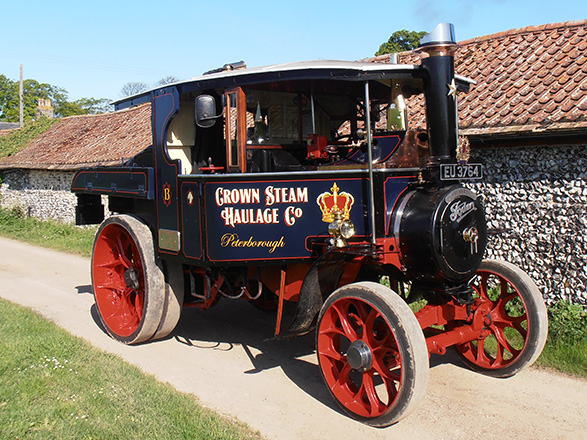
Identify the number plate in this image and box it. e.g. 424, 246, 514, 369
440, 163, 483, 181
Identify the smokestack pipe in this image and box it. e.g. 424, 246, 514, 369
419, 23, 459, 164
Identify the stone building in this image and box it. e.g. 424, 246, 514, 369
0, 103, 151, 221
36, 99, 54, 119
1, 20, 586, 304
459, 21, 587, 305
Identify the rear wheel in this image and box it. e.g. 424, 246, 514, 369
92, 215, 165, 344
152, 261, 185, 340
455, 259, 548, 377
316, 281, 429, 427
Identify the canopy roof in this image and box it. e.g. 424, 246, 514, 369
114, 60, 473, 110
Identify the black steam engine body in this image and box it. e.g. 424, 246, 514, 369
72, 24, 548, 426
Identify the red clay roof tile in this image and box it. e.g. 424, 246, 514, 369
0, 103, 152, 170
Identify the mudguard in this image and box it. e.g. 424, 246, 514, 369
280, 251, 360, 338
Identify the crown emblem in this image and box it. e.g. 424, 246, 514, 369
317, 183, 355, 223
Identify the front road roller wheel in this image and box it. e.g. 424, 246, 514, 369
455, 259, 548, 377
316, 282, 429, 427
92, 215, 165, 345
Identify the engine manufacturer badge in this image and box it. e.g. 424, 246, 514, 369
449, 200, 476, 224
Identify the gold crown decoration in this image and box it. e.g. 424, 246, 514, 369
317, 183, 355, 223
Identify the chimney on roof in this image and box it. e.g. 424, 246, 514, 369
36, 98, 54, 119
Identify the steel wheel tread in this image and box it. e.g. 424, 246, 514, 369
152, 261, 185, 340
316, 281, 429, 427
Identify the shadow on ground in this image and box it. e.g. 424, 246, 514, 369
172, 299, 339, 412
88, 294, 472, 417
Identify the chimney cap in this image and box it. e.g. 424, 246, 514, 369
419, 23, 456, 47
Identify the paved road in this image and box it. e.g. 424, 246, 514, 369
1, 236, 586, 440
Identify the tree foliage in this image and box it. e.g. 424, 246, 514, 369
0, 74, 111, 122
120, 77, 181, 97
120, 82, 148, 97
375, 30, 428, 56
59, 98, 113, 116
155, 76, 180, 86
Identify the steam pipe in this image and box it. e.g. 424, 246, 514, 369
364, 81, 376, 244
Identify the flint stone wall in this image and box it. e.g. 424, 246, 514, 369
0, 169, 111, 224
467, 143, 587, 305
1, 170, 78, 222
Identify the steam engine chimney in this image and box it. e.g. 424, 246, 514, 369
418, 23, 459, 164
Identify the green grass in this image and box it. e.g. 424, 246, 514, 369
0, 298, 264, 440
0, 206, 96, 257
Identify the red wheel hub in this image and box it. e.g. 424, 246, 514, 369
317, 297, 403, 418
93, 224, 145, 337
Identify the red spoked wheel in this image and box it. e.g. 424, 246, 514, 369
316, 282, 429, 427
92, 215, 165, 344
455, 259, 548, 377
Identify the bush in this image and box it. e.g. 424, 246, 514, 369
547, 300, 587, 342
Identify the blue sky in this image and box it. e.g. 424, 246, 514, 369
1, 0, 586, 102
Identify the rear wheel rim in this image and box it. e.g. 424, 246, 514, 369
93, 223, 145, 337
317, 297, 403, 418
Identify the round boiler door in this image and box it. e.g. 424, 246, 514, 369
435, 188, 487, 280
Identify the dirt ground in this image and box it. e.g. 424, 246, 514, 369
1, 236, 585, 440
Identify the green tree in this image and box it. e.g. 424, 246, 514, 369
0, 74, 19, 121
23, 79, 69, 118
0, 74, 110, 121
59, 98, 112, 117
375, 30, 428, 56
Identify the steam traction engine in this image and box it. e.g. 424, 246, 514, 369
72, 24, 548, 427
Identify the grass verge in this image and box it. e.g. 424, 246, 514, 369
0, 206, 96, 257
0, 298, 264, 440
535, 300, 587, 376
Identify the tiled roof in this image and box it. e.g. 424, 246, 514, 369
372, 20, 587, 138
0, 103, 151, 170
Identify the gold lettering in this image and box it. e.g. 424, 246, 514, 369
219, 233, 285, 253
